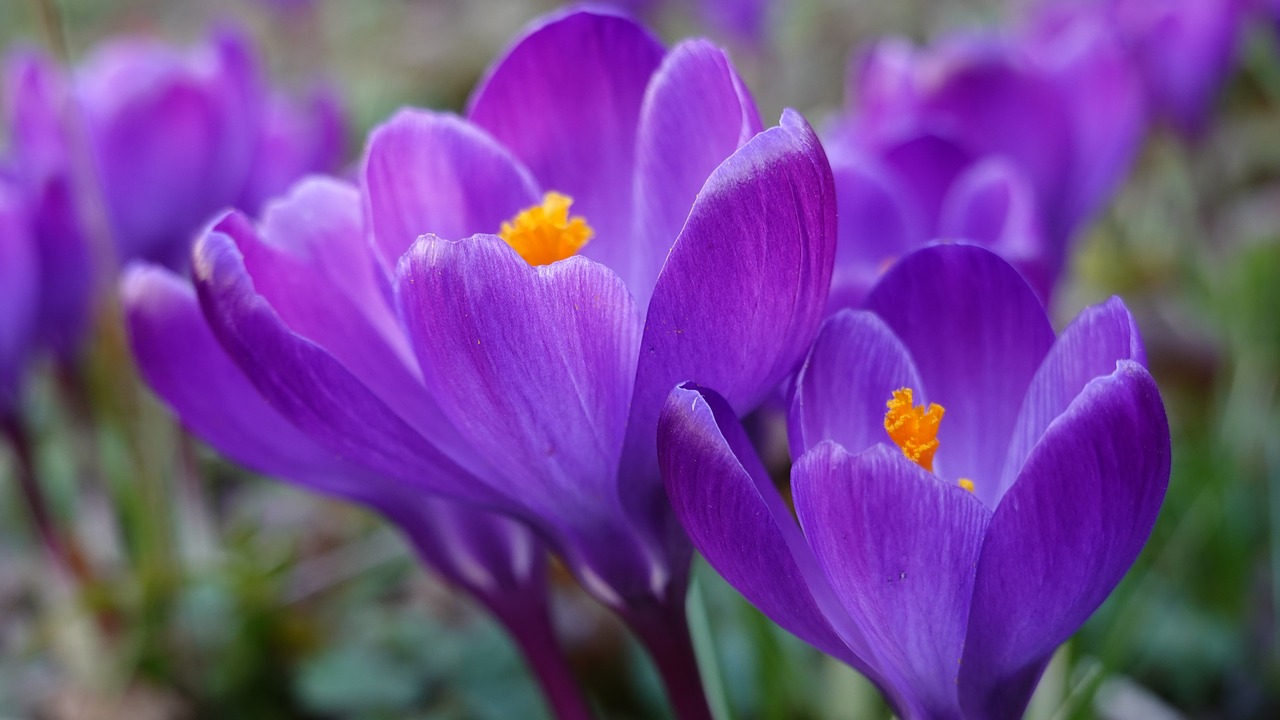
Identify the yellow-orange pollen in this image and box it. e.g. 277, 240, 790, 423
958, 478, 975, 493
883, 388, 944, 473
498, 191, 593, 266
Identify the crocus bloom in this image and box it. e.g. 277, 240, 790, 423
661, 243, 1170, 719
826, 25, 1145, 306
123, 263, 591, 719
188, 10, 834, 716
1, 29, 346, 379
4, 49, 94, 361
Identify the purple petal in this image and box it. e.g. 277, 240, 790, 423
362, 109, 539, 269
4, 48, 70, 186
629, 38, 763, 308
466, 9, 664, 272
225, 178, 475, 466
792, 442, 991, 719
865, 243, 1054, 494
790, 310, 923, 460
30, 175, 94, 360
961, 361, 1169, 719
191, 222, 500, 507
122, 264, 547, 602
938, 157, 1054, 301
826, 147, 921, 311
122, 263, 369, 497
995, 297, 1145, 504
624, 111, 836, 509
659, 385, 874, 670
0, 183, 38, 415
395, 233, 646, 591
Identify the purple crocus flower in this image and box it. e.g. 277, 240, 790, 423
661, 243, 1170, 719
4, 49, 94, 362
122, 263, 592, 719
186, 10, 834, 715
2, 29, 346, 375
826, 25, 1145, 307
72, 29, 261, 268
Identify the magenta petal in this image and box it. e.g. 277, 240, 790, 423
659, 385, 869, 668
995, 296, 1146, 505
466, 9, 664, 267
629, 38, 763, 308
865, 243, 1054, 491
961, 362, 1169, 719
395, 234, 642, 546
191, 226, 498, 507
363, 109, 539, 268
624, 110, 836, 503
790, 310, 923, 460
793, 442, 991, 719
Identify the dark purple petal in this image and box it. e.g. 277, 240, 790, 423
395, 233, 646, 592
466, 9, 664, 270
30, 175, 94, 360
629, 38, 762, 308
793, 442, 991, 720
697, 0, 770, 44
938, 158, 1054, 301
847, 38, 922, 142
624, 110, 836, 514
191, 222, 500, 507
826, 147, 921, 311
865, 244, 1054, 494
363, 109, 539, 268
790, 310, 923, 460
0, 182, 37, 415
995, 296, 1145, 504
659, 385, 873, 670
961, 361, 1169, 719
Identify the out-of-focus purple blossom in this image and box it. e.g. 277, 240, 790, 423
601, 0, 773, 45
1109, 0, 1244, 138
826, 26, 1146, 307
661, 243, 1170, 719
181, 9, 833, 715
122, 263, 591, 719
0, 178, 38, 418
4, 49, 94, 362
0, 27, 348, 397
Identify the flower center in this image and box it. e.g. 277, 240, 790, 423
883, 387, 943, 473
499, 191, 593, 266
884, 388, 976, 493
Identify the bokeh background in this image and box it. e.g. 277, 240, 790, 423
0, 0, 1278, 717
